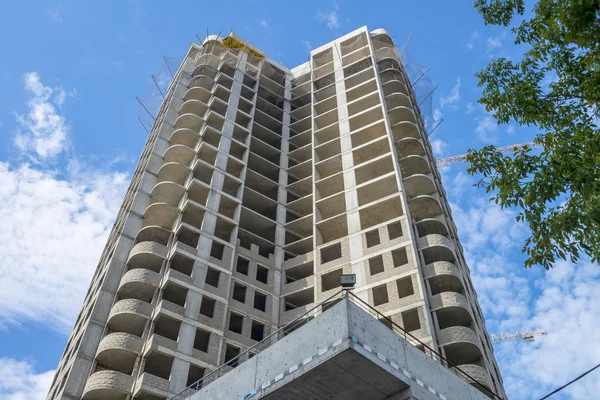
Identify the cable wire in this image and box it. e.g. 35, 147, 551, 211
538, 362, 600, 399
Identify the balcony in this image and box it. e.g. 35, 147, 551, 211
118, 268, 161, 303
82, 370, 133, 400
108, 299, 153, 337
96, 333, 143, 374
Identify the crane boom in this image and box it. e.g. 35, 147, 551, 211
490, 328, 548, 343
435, 141, 540, 168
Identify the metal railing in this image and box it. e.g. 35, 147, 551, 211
345, 292, 502, 400
168, 290, 346, 400
169, 289, 502, 400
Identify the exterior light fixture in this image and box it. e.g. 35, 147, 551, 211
339, 274, 356, 290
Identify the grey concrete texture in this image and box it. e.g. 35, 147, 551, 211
187, 298, 494, 400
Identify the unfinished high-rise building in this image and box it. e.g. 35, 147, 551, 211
47, 27, 506, 400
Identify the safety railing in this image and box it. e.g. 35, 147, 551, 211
346, 291, 502, 400
169, 289, 501, 400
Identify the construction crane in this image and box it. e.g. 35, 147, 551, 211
490, 328, 548, 344
435, 141, 540, 168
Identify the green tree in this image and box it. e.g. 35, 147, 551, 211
467, 0, 600, 269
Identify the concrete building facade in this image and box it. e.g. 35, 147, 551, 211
47, 26, 506, 400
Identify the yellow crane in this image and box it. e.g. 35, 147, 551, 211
490, 328, 548, 344
435, 141, 540, 168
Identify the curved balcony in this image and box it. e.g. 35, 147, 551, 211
424, 261, 461, 281
163, 144, 195, 165
416, 218, 449, 238
382, 78, 409, 97
438, 326, 484, 366
118, 268, 161, 302
108, 299, 153, 336
419, 234, 456, 267
135, 225, 171, 247
452, 364, 492, 392
143, 202, 178, 229
196, 53, 221, 69
149, 181, 185, 207
371, 30, 394, 44
179, 99, 209, 118
391, 121, 420, 141
96, 332, 143, 374
174, 113, 204, 132
395, 137, 425, 158
404, 174, 436, 197
399, 154, 431, 177
388, 106, 417, 125
157, 162, 190, 186
409, 195, 443, 220
385, 92, 412, 110
430, 292, 473, 328
375, 46, 401, 62
169, 128, 200, 148
127, 241, 167, 271
378, 58, 402, 73
191, 64, 218, 80
379, 69, 406, 86
82, 370, 133, 400
184, 82, 213, 102
418, 233, 453, 250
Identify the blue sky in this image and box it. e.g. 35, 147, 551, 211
1, 1, 598, 399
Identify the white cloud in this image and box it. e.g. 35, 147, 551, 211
447, 179, 600, 399
466, 31, 480, 50
475, 114, 498, 142
506, 125, 516, 135
466, 102, 477, 114
14, 72, 72, 159
431, 138, 449, 156
0, 161, 128, 332
47, 9, 62, 24
316, 1, 341, 31
440, 78, 461, 108
486, 36, 503, 51
493, 259, 600, 399
259, 19, 268, 29
0, 358, 54, 400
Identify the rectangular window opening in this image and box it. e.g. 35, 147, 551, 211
205, 267, 220, 287
236, 257, 249, 275
193, 329, 210, 353
396, 276, 414, 298
232, 283, 247, 303
228, 313, 244, 334
387, 221, 403, 240
365, 229, 380, 248
256, 265, 269, 284
402, 308, 421, 332
251, 320, 265, 341
199, 296, 216, 318
392, 247, 408, 268
253, 292, 267, 312
372, 284, 389, 306
368, 255, 385, 275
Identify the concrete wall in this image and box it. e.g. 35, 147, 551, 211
187, 298, 493, 400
